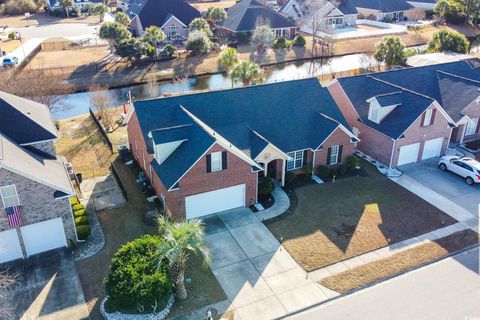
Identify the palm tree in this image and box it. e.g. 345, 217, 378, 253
230, 60, 264, 86
143, 26, 166, 60
156, 216, 210, 300
59, 0, 73, 18
219, 48, 239, 70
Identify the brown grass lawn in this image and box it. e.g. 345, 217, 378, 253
0, 39, 23, 53
320, 229, 479, 293
191, 0, 236, 11
76, 160, 226, 320
265, 160, 457, 272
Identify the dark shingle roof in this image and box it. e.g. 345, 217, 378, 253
350, 0, 413, 12
130, 0, 201, 29
134, 78, 350, 188
0, 91, 58, 145
338, 76, 434, 139
337, 0, 358, 15
375, 92, 403, 107
219, 0, 296, 32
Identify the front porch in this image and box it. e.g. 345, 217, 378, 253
450, 116, 480, 144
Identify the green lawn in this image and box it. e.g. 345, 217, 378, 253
76, 159, 226, 319
265, 160, 457, 272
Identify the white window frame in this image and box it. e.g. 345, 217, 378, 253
329, 145, 340, 165
423, 109, 433, 127
287, 150, 304, 171
465, 117, 479, 136
210, 151, 222, 172
0, 185, 20, 208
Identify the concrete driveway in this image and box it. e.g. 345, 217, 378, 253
0, 249, 89, 320
11, 23, 99, 40
400, 158, 480, 216
203, 208, 337, 320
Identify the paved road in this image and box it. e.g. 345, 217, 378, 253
11, 23, 99, 40
400, 159, 480, 216
288, 246, 480, 320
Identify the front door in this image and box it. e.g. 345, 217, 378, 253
267, 160, 277, 180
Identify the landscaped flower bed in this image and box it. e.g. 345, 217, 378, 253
71, 197, 91, 241
465, 138, 480, 152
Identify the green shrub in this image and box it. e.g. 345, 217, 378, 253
258, 176, 275, 196
76, 225, 91, 240
273, 36, 291, 49
104, 235, 172, 313
337, 164, 348, 176
8, 32, 17, 40
304, 165, 313, 176
161, 44, 177, 57
73, 209, 87, 218
72, 204, 85, 211
346, 156, 360, 171
316, 165, 330, 180
75, 216, 90, 226
70, 197, 79, 206
285, 171, 297, 187
292, 34, 306, 47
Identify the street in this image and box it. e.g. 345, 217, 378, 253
287, 246, 480, 320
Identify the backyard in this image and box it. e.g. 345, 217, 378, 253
75, 159, 226, 319
265, 160, 457, 272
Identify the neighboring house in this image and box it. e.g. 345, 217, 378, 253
0, 92, 76, 264
328, 59, 480, 168
406, 0, 437, 11
349, 0, 425, 21
217, 0, 299, 39
47, 0, 103, 11
126, 0, 201, 39
126, 78, 357, 220
282, 0, 358, 30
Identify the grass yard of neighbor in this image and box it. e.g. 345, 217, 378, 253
320, 229, 479, 293
265, 159, 457, 272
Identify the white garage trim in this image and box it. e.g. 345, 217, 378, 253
0, 229, 23, 263
20, 218, 67, 257
397, 143, 420, 166
422, 137, 444, 160
185, 184, 245, 219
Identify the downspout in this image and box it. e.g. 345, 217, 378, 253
388, 139, 396, 169
312, 150, 316, 176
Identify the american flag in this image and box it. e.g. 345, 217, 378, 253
5, 205, 23, 228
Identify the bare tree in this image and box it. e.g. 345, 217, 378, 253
89, 84, 115, 131
144, 73, 158, 98
0, 268, 17, 319
300, 0, 338, 56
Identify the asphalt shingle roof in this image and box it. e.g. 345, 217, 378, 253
0, 91, 58, 145
134, 78, 350, 188
337, 0, 358, 15
375, 92, 403, 107
220, 0, 296, 32
350, 0, 413, 12
130, 0, 201, 29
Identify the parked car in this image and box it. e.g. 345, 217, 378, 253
2, 56, 18, 67
438, 155, 480, 185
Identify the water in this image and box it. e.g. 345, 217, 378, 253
51, 53, 376, 119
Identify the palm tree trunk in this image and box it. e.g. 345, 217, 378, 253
171, 263, 188, 300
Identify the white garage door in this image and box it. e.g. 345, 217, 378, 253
21, 218, 67, 257
186, 184, 245, 219
0, 229, 23, 263
397, 143, 420, 166
422, 137, 444, 160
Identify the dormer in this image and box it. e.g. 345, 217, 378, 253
149, 124, 191, 165
366, 92, 402, 124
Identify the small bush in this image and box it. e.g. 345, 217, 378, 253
104, 235, 172, 313
161, 44, 177, 57
74, 209, 87, 218
72, 204, 85, 211
8, 32, 17, 40
346, 156, 360, 171
70, 197, 79, 206
316, 165, 330, 180
258, 176, 275, 196
273, 36, 291, 49
337, 164, 348, 176
75, 216, 90, 226
285, 171, 297, 187
292, 34, 306, 47
76, 225, 91, 240
304, 165, 313, 176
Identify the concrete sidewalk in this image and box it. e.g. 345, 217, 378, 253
255, 185, 290, 221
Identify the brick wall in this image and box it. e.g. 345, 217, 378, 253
391, 104, 452, 167
314, 127, 355, 167
0, 169, 76, 242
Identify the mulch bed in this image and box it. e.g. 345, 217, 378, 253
465, 138, 480, 151
320, 229, 479, 293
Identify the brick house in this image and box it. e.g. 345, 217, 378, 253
217, 0, 299, 40
0, 92, 76, 264
349, 0, 426, 21
127, 0, 201, 39
328, 59, 480, 168
126, 78, 357, 220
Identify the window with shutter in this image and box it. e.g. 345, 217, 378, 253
0, 185, 20, 208
210, 152, 222, 172
329, 145, 340, 165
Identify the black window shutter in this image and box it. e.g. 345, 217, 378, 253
430, 109, 436, 126
338, 145, 343, 164
206, 154, 211, 173
222, 151, 227, 170
327, 147, 332, 165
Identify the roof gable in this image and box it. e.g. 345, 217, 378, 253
350, 0, 413, 12
131, 0, 201, 29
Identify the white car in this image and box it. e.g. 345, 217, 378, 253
438, 155, 480, 185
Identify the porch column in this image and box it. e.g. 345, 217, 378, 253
264, 162, 268, 176
281, 159, 286, 187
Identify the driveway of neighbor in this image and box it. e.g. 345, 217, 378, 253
10, 23, 99, 40
0, 249, 89, 320
399, 158, 480, 216
204, 208, 338, 320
